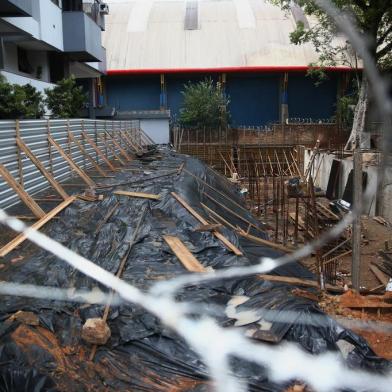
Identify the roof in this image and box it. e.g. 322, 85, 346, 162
103, 0, 349, 74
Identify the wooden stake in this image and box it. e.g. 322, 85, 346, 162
0, 164, 45, 218
0, 196, 76, 257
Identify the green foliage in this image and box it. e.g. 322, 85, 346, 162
271, 0, 392, 71
0, 75, 44, 119
44, 76, 87, 118
179, 79, 230, 130
336, 92, 357, 128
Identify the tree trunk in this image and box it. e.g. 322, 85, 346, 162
345, 77, 369, 150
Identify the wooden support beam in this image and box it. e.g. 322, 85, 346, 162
67, 131, 108, 178
81, 131, 116, 172
0, 164, 45, 219
99, 134, 125, 165
119, 130, 140, 152
16, 138, 69, 200
0, 196, 76, 257
171, 192, 243, 256
48, 136, 95, 187
105, 131, 132, 161
114, 191, 161, 200
163, 235, 206, 272
370, 264, 390, 286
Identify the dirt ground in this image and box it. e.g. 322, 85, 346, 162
320, 290, 392, 360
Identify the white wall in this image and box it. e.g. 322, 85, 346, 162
306, 150, 392, 223
140, 119, 169, 144
3, 42, 51, 83
1, 70, 56, 93
3, 0, 64, 50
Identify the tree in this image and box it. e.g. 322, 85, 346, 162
45, 76, 87, 118
0, 75, 44, 119
179, 79, 230, 130
271, 0, 392, 149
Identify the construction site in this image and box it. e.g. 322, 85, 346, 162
0, 0, 392, 391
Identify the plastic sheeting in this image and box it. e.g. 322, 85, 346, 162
0, 147, 390, 391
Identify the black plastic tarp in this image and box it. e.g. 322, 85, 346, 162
0, 147, 389, 391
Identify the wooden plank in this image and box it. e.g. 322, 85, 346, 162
237, 230, 294, 254
81, 131, 116, 171
195, 223, 223, 232
48, 136, 95, 187
0, 196, 76, 257
105, 131, 132, 161
67, 131, 108, 178
258, 274, 343, 293
370, 264, 390, 285
16, 138, 69, 200
0, 163, 45, 219
114, 191, 160, 200
171, 192, 243, 256
163, 235, 206, 272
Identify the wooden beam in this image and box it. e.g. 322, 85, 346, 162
48, 136, 95, 187
16, 138, 69, 200
67, 131, 108, 178
0, 196, 76, 257
99, 134, 125, 165
114, 191, 160, 200
0, 164, 45, 219
370, 264, 390, 286
258, 274, 344, 293
171, 192, 243, 256
237, 230, 294, 254
195, 223, 223, 232
105, 131, 132, 161
163, 235, 206, 272
81, 131, 116, 172
119, 130, 141, 152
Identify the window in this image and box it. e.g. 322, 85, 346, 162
17, 47, 33, 74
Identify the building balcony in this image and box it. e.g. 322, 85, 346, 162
62, 11, 105, 62
0, 0, 32, 17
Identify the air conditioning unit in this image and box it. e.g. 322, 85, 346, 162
99, 3, 109, 15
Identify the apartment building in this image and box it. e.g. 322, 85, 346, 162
0, 0, 110, 117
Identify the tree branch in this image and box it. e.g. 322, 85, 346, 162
377, 24, 392, 46
376, 40, 392, 59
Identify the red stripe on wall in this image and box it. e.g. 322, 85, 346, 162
107, 65, 358, 76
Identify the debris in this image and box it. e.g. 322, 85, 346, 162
82, 318, 111, 345
8, 310, 39, 326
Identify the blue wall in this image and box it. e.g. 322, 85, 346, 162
226, 74, 280, 127
105, 72, 340, 126
287, 74, 339, 120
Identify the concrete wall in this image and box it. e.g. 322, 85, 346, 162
140, 119, 170, 144
305, 150, 392, 223
3, 0, 64, 50
2, 42, 51, 83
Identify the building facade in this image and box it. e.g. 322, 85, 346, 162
102, 0, 356, 127
0, 0, 109, 117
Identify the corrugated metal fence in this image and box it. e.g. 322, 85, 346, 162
0, 119, 143, 210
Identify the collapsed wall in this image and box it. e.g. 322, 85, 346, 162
0, 148, 389, 391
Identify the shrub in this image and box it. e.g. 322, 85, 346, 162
44, 76, 87, 118
179, 79, 230, 130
